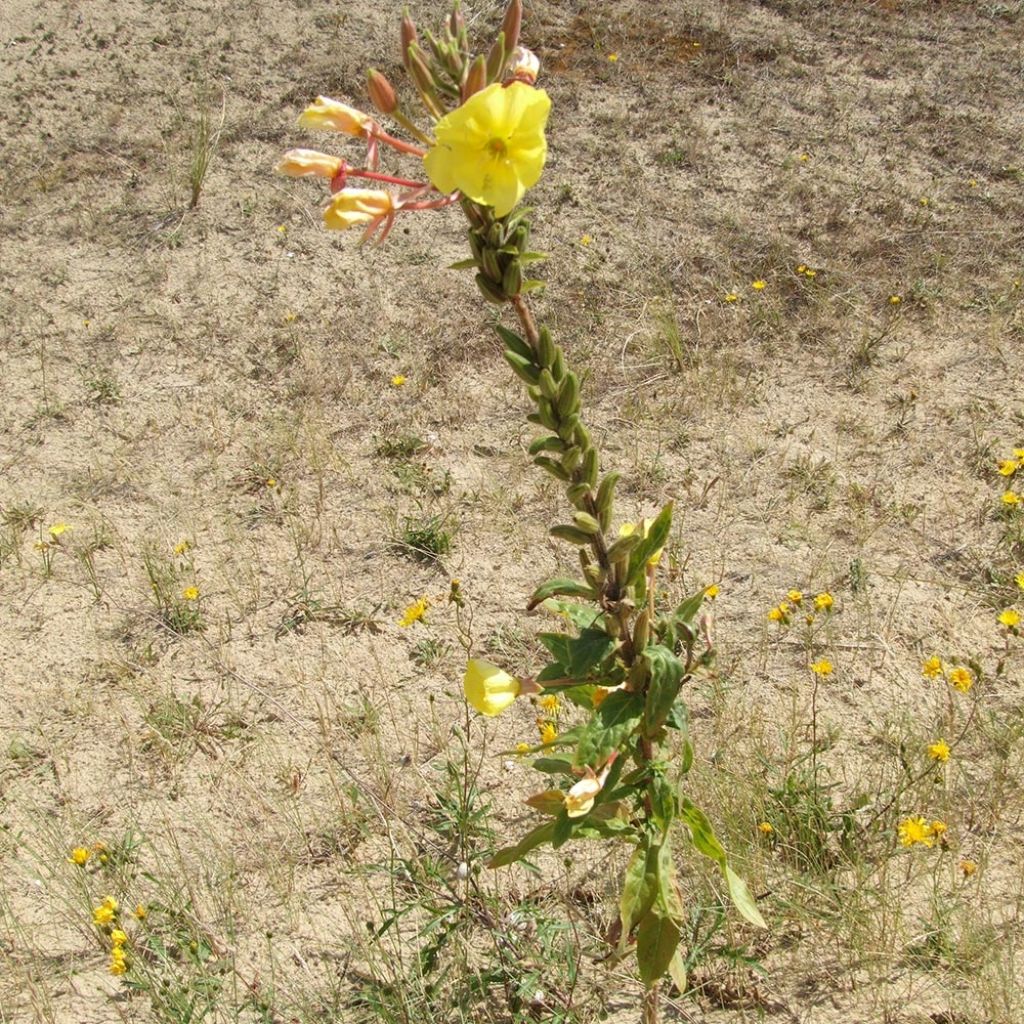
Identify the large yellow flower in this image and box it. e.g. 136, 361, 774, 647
424, 82, 550, 217
463, 659, 520, 716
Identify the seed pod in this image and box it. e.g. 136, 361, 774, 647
401, 9, 419, 72
476, 273, 508, 305
583, 564, 605, 588
550, 524, 593, 546
407, 45, 443, 118
537, 326, 555, 369
596, 470, 619, 518
632, 609, 650, 652
467, 231, 485, 265
481, 246, 502, 282
501, 0, 523, 56
502, 259, 523, 297
551, 347, 566, 380
556, 373, 579, 418
582, 447, 599, 487
536, 399, 559, 430
538, 368, 558, 400
557, 414, 579, 442
526, 384, 541, 402
504, 349, 540, 384
487, 221, 505, 248
535, 457, 570, 481
573, 511, 601, 535
528, 435, 565, 455
567, 483, 592, 507
494, 323, 532, 362
561, 446, 582, 473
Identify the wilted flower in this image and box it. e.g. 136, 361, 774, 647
424, 82, 550, 217
323, 189, 394, 231
563, 759, 615, 818
277, 149, 346, 179
299, 96, 373, 137
505, 46, 541, 85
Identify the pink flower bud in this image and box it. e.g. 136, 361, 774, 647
500, 0, 522, 56
366, 69, 398, 115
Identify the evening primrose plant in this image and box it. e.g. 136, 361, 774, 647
280, 0, 764, 1011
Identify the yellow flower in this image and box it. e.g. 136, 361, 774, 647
998, 459, 1018, 477
927, 739, 950, 763
539, 694, 561, 715
399, 596, 429, 627
919, 196, 929, 206
705, 584, 720, 599
92, 904, 116, 926
182, 586, 199, 601
276, 148, 346, 179
804, 269, 817, 279
618, 519, 664, 567
968, 179, 977, 187
579, 234, 593, 246
391, 374, 407, 387
960, 859, 977, 877
930, 819, 948, 838
998, 608, 1020, 629
298, 96, 373, 137
767, 605, 787, 623
757, 821, 774, 835
538, 720, 558, 745
751, 280, 766, 291
173, 539, 191, 556
786, 589, 803, 604
724, 292, 739, 303
1001, 491, 1020, 505
607, 52, 619, 62
810, 659, 833, 676
898, 817, 935, 848
134, 905, 148, 921
109, 955, 127, 976
814, 592, 833, 611
921, 656, 944, 679
1016, 572, 1024, 591
515, 742, 531, 755
798, 153, 809, 162
948, 666, 973, 692
463, 660, 521, 716
48, 523, 69, 538
323, 189, 394, 231
266, 477, 277, 489
110, 929, 128, 947
1014, 448, 1024, 459
889, 295, 901, 305
69, 847, 91, 866
423, 82, 551, 217
796, 264, 807, 274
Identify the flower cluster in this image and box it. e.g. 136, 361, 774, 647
921, 656, 974, 693
767, 589, 833, 626
898, 817, 948, 849
90, 897, 131, 975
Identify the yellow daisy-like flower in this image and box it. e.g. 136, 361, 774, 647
998, 459, 1018, 477
48, 522, 69, 538
391, 374, 407, 387
814, 592, 833, 611
921, 655, 943, 679
767, 604, 787, 623
810, 659, 833, 676
1001, 491, 1020, 506
1016, 572, 1024, 591
463, 660, 521, 717
930, 819, 948, 838
927, 739, 950, 762
323, 189, 394, 231
399, 596, 428, 627
92, 904, 116, 926
69, 846, 91, 866
606, 53, 619, 63
538, 694, 561, 715
110, 929, 128, 947
786, 589, 803, 604
948, 666, 973, 693
705, 584, 720, 599
751, 279, 766, 291
724, 292, 739, 303
898, 816, 935, 848
757, 821, 774, 835
134, 905, 148, 921
515, 742, 531, 755
173, 539, 191, 556
998, 608, 1020, 629
960, 859, 977, 877
424, 82, 551, 217
804, 268, 817, 279
182, 586, 199, 601
889, 294, 901, 305
538, 720, 558, 745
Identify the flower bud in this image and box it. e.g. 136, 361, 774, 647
505, 46, 540, 86
323, 189, 394, 231
463, 660, 521, 716
462, 54, 487, 101
366, 70, 398, 115
501, 0, 523, 56
276, 149, 345, 179
299, 97, 373, 137
400, 8, 419, 71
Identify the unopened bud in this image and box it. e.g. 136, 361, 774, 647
463, 54, 487, 101
501, 0, 523, 56
366, 69, 398, 115
400, 8, 419, 72
505, 46, 540, 85
486, 30, 506, 83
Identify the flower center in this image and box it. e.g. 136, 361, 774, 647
487, 137, 508, 158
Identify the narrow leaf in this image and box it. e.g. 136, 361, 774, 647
488, 821, 556, 868
626, 502, 673, 588
527, 580, 596, 609
726, 865, 767, 929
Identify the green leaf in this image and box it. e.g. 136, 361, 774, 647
525, 790, 567, 816
656, 837, 684, 921
527, 579, 596, 609
626, 502, 673, 588
518, 251, 547, 264
538, 632, 572, 664
725, 865, 767, 929
668, 950, 688, 994
619, 837, 659, 943
494, 323, 533, 362
637, 908, 682, 989
672, 587, 707, 627
536, 660, 568, 683
574, 690, 644, 767
448, 258, 479, 270
565, 627, 618, 678
649, 772, 677, 833
488, 821, 556, 867
552, 810, 574, 848
531, 755, 576, 776
537, 598, 605, 631
643, 645, 685, 735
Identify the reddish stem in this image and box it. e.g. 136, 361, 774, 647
372, 128, 427, 158
348, 168, 430, 189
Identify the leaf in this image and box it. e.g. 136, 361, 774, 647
619, 838, 659, 945
626, 503, 673, 589
527, 579, 597, 610
536, 661, 568, 683
672, 587, 707, 627
643, 645, 685, 735
531, 755, 576, 776
668, 950, 688, 995
637, 907, 682, 989
656, 837, 684, 922
494, 323, 533, 362
524, 790, 567, 816
552, 810, 574, 848
488, 821, 556, 868
574, 690, 644, 767
726, 865, 767, 929
536, 598, 605, 631
565, 627, 618, 678
448, 258, 479, 270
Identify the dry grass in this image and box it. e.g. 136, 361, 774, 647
2, 0, 1023, 1022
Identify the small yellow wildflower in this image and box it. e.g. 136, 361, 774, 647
767, 604, 787, 623
173, 539, 191, 556
1015, 572, 1024, 590
92, 904, 116, 926
968, 179, 977, 187
69, 846, 91, 866
814, 592, 834, 611
266, 477, 277, 489
538, 694, 561, 715
927, 739, 951, 763
919, 197, 930, 206
182, 586, 199, 601
538, 720, 558, 745
960, 859, 977, 877
998, 608, 1020, 629
607, 52, 619, 62
1014, 448, 1024, 459
930, 819, 948, 838
109, 954, 127, 976
751, 279, 766, 291
921, 656, 944, 679
705, 584, 720, 599
134, 905, 148, 921
724, 292, 739, 303
515, 742, 531, 755
998, 459, 1018, 477
399, 596, 429, 627
110, 929, 128, 947
391, 374, 407, 387
787, 589, 803, 604
48, 523, 69, 538
898, 817, 935, 848
1002, 491, 1020, 506
804, 268, 817, 279
810, 659, 833, 677
579, 234, 593, 246
889, 295, 901, 305
948, 666, 973, 693
757, 821, 774, 835
276, 224, 287, 234
796, 264, 807, 274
